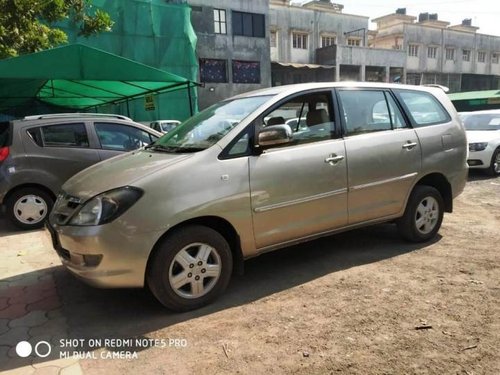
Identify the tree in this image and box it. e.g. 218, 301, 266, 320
0, 0, 113, 59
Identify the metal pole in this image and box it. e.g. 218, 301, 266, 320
126, 99, 130, 118
187, 83, 193, 117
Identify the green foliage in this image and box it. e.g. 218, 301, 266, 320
0, 0, 113, 59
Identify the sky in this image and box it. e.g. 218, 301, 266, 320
296, 0, 500, 37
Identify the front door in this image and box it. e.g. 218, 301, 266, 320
249, 91, 348, 249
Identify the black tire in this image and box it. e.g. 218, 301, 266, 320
487, 147, 500, 176
147, 225, 233, 312
397, 185, 444, 243
5, 187, 54, 230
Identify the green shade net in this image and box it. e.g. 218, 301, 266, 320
0, 0, 199, 121
0, 43, 195, 111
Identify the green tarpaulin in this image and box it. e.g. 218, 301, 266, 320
0, 43, 197, 113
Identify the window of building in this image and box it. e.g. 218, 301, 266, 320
445, 48, 455, 61
31, 123, 89, 148
232, 60, 261, 84
213, 9, 226, 34
347, 37, 361, 46
232, 11, 265, 37
199, 58, 227, 83
427, 46, 438, 59
321, 35, 336, 47
408, 44, 419, 57
478, 51, 486, 63
462, 49, 471, 62
406, 73, 421, 85
292, 33, 308, 49
493, 53, 500, 64
270, 30, 277, 48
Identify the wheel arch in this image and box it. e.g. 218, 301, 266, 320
414, 173, 452, 213
145, 216, 245, 284
3, 183, 57, 206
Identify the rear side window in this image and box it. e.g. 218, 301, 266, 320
396, 90, 450, 127
28, 123, 89, 148
0, 121, 11, 147
95, 122, 156, 151
338, 90, 406, 135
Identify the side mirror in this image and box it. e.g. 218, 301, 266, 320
258, 124, 293, 148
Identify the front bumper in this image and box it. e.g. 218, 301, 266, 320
467, 148, 492, 169
46, 220, 160, 288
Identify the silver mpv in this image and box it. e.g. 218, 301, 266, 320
47, 83, 468, 311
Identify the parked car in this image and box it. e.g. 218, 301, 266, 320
0, 113, 161, 229
459, 110, 500, 176
150, 120, 181, 134
47, 83, 467, 312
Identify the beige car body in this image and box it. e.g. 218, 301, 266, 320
47, 82, 468, 289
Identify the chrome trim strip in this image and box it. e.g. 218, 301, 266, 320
254, 188, 348, 213
349, 172, 417, 192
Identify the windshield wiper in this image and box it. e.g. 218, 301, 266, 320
144, 144, 205, 153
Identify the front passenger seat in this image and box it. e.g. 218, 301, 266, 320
306, 109, 328, 127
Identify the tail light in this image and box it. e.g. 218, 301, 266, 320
0, 146, 9, 162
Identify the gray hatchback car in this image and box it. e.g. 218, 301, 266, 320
47, 83, 468, 312
0, 113, 161, 229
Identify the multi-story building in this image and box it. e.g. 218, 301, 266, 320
177, 0, 500, 109
269, 0, 405, 85
185, 0, 271, 109
370, 9, 500, 92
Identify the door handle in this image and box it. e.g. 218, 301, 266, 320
325, 154, 344, 165
402, 142, 418, 150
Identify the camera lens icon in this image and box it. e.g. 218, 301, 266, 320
16, 341, 52, 358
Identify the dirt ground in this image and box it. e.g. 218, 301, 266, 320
74, 172, 499, 375
1, 172, 499, 375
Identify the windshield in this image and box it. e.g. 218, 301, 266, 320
151, 96, 271, 152
461, 113, 500, 131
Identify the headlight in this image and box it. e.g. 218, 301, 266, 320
69, 187, 143, 226
468, 142, 488, 152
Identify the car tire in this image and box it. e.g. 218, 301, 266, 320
147, 225, 233, 312
397, 185, 444, 243
487, 147, 500, 176
5, 187, 54, 230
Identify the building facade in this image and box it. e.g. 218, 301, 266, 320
370, 9, 500, 92
185, 0, 271, 109
269, 0, 405, 86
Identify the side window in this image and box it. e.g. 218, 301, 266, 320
263, 92, 334, 146
339, 90, 403, 135
396, 90, 450, 126
95, 123, 155, 151
35, 123, 89, 147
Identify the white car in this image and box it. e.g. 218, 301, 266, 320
460, 110, 500, 176
150, 120, 181, 134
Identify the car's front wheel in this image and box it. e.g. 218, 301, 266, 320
487, 147, 500, 176
147, 225, 233, 312
5, 187, 54, 230
397, 185, 444, 243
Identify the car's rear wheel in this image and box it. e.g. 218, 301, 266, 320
147, 225, 233, 312
5, 187, 54, 230
397, 185, 444, 243
487, 147, 500, 176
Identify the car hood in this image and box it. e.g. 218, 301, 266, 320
466, 130, 500, 143
62, 150, 192, 200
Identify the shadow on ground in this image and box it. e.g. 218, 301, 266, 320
0, 222, 440, 371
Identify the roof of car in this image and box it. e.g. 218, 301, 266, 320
230, 82, 438, 100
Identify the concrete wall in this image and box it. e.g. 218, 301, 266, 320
188, 0, 271, 109
269, 4, 368, 64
